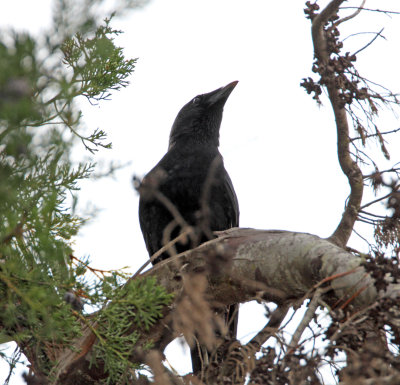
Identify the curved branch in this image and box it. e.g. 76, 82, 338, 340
336, 0, 366, 26
312, 0, 364, 247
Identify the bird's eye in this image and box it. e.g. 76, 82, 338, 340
192, 97, 201, 105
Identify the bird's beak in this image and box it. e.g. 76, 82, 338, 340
206, 80, 238, 106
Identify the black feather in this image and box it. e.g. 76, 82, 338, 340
138, 81, 240, 373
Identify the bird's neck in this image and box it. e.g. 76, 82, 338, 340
168, 130, 219, 150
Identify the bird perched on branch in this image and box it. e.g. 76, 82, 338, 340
138, 81, 240, 373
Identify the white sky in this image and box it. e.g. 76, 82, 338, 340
1, 1, 400, 383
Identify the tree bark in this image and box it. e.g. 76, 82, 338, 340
45, 228, 398, 384
311, 0, 364, 248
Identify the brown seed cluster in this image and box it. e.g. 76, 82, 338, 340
302, 2, 375, 109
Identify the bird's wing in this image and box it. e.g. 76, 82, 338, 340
223, 170, 240, 227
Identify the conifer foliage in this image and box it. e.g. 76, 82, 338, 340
0, 1, 171, 383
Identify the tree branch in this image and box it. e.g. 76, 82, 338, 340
353, 28, 385, 56
246, 304, 290, 350
288, 289, 322, 350
311, 0, 364, 247
40, 228, 400, 384
336, 0, 366, 26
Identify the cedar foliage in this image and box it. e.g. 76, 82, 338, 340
0, 1, 171, 383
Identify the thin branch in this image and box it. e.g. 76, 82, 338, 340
245, 304, 290, 350
336, 0, 366, 26
339, 285, 368, 310
358, 214, 379, 223
310, 267, 360, 292
132, 227, 194, 279
357, 217, 377, 225
329, 303, 377, 342
345, 66, 396, 95
351, 127, 400, 142
340, 7, 400, 16
360, 186, 400, 210
359, 210, 387, 219
350, 142, 377, 168
365, 169, 400, 181
353, 28, 385, 56
343, 31, 387, 42
288, 289, 322, 350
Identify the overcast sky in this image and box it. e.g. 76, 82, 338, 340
1, 1, 400, 383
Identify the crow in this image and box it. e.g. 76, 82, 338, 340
138, 81, 239, 373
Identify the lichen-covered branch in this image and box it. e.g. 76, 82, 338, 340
45, 228, 398, 385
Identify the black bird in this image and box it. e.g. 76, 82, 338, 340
138, 81, 239, 373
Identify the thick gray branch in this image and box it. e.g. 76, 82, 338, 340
51, 228, 397, 384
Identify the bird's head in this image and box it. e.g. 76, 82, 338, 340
169, 81, 238, 149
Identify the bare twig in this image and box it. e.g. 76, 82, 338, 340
134, 175, 198, 259
364, 164, 400, 179
152, 190, 190, 232
359, 210, 386, 219
339, 285, 368, 310
353, 28, 385, 56
352, 227, 372, 246
336, 0, 366, 26
360, 185, 400, 210
351, 127, 400, 142
132, 227, 194, 279
329, 303, 378, 342
343, 31, 386, 42
340, 7, 400, 16
288, 289, 322, 350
